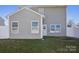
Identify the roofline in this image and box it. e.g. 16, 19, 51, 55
22, 5, 67, 8
7, 7, 45, 17
26, 7, 45, 17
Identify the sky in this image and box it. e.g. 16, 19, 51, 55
67, 5, 79, 24
0, 5, 18, 17
0, 5, 79, 24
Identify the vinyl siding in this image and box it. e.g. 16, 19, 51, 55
31, 6, 66, 36
44, 7, 66, 36
9, 8, 42, 39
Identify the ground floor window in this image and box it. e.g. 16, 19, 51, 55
11, 21, 19, 33
50, 24, 61, 33
31, 20, 39, 34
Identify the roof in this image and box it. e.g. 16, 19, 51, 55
8, 7, 45, 17
0, 17, 5, 26
19, 5, 67, 8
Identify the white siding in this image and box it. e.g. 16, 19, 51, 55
38, 8, 44, 15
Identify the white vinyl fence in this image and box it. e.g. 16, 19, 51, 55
67, 27, 79, 38
73, 27, 79, 38
0, 26, 9, 39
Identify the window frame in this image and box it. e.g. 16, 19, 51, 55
50, 24, 61, 33
31, 20, 39, 34
11, 21, 19, 34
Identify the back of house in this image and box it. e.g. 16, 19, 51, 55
9, 5, 67, 39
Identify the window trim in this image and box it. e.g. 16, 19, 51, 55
11, 21, 19, 34
31, 20, 39, 34
50, 24, 61, 33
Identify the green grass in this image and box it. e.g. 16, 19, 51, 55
0, 36, 79, 53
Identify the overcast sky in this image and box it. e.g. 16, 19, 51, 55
0, 5, 79, 24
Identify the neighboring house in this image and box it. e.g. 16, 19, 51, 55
8, 5, 67, 39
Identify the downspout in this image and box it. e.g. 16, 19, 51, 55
7, 16, 10, 39
41, 16, 43, 38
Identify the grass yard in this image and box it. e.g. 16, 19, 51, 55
0, 36, 79, 53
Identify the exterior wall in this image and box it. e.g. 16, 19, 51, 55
31, 6, 66, 36
44, 7, 66, 36
9, 8, 42, 39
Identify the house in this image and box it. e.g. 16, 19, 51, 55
8, 5, 67, 39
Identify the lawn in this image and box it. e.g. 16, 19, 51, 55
0, 36, 79, 53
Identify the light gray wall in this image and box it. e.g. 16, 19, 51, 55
9, 8, 42, 39
31, 6, 66, 36
44, 7, 66, 36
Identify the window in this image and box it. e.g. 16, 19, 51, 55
11, 21, 19, 33
50, 24, 61, 33
55, 24, 61, 32
31, 20, 39, 33
38, 8, 44, 15
50, 24, 55, 32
